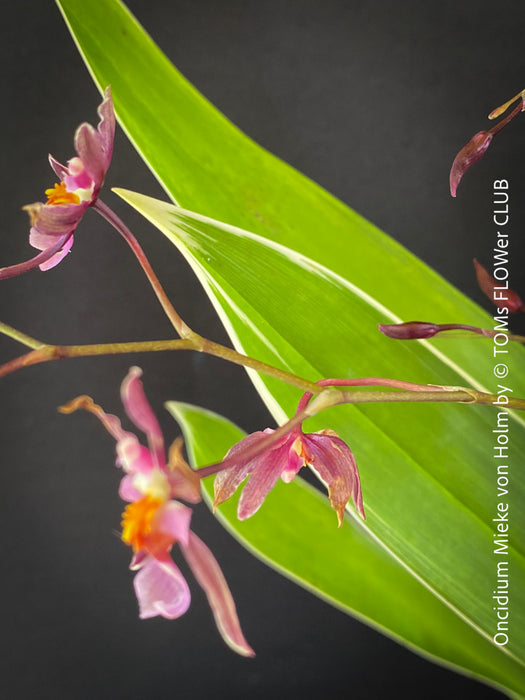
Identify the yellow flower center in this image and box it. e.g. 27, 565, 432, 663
45, 182, 80, 206
121, 495, 163, 552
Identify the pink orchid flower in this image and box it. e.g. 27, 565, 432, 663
0, 87, 115, 279
214, 425, 365, 527
60, 367, 254, 658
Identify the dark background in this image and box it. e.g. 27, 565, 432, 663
1, 1, 525, 698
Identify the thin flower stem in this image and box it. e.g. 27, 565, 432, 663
295, 377, 447, 414
436, 324, 525, 343
0, 331, 319, 392
93, 199, 195, 340
0, 321, 46, 350
1, 327, 524, 421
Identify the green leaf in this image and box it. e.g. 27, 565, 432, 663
169, 400, 524, 697
115, 191, 525, 695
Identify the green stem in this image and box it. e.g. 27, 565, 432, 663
0, 321, 46, 350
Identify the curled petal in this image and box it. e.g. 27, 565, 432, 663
474, 258, 524, 313
450, 130, 492, 197
180, 532, 255, 657
303, 431, 365, 526
121, 367, 165, 468
133, 557, 191, 620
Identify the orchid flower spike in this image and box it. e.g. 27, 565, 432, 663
214, 424, 365, 527
0, 87, 115, 279
450, 89, 525, 197
60, 367, 254, 658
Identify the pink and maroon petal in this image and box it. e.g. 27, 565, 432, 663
303, 432, 365, 525
180, 532, 254, 657
280, 442, 305, 483
153, 500, 192, 548
133, 556, 191, 620
213, 431, 273, 508
237, 442, 291, 520
120, 367, 165, 468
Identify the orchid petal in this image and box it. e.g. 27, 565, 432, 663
153, 500, 192, 548
180, 532, 255, 657
74, 122, 107, 189
48, 154, 69, 181
133, 556, 191, 620
116, 434, 155, 475
303, 432, 365, 525
36, 233, 75, 270
213, 430, 271, 508
27, 200, 89, 236
73, 87, 115, 190
237, 442, 290, 520
96, 86, 116, 169
280, 444, 304, 483
129, 549, 148, 571
120, 367, 165, 468
118, 473, 143, 502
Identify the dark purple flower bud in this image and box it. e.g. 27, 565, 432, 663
449, 131, 493, 197
378, 322, 441, 340
473, 259, 524, 313
450, 90, 524, 197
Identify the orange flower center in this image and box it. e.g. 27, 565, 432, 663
45, 182, 80, 206
121, 495, 163, 552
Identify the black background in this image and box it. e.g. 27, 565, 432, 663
1, 1, 525, 698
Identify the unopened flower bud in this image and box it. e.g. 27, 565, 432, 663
378, 322, 440, 339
